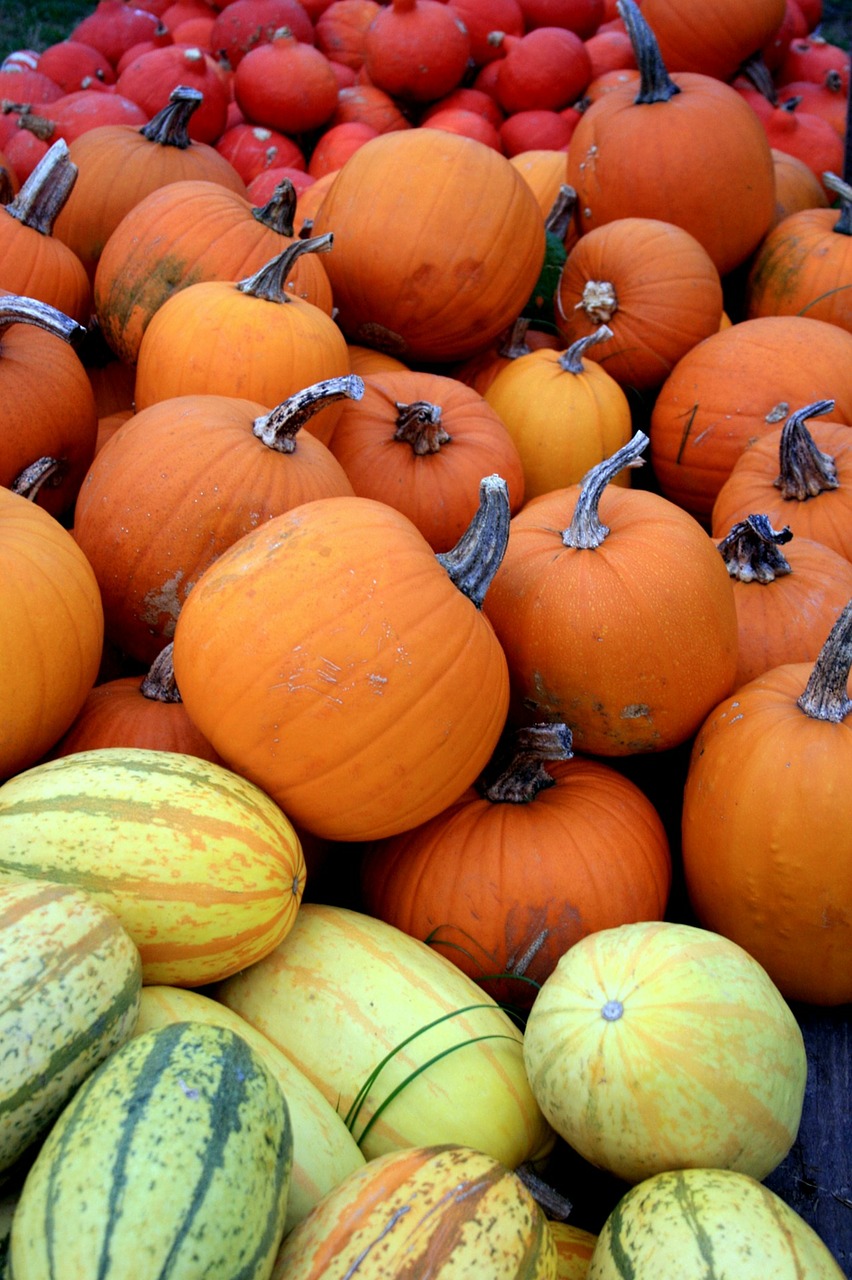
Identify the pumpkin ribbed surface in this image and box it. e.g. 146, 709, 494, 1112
0, 879, 142, 1177
9, 1022, 293, 1280
0, 749, 305, 987
271, 1144, 558, 1279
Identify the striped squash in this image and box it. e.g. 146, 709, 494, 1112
549, 1222, 598, 1279
587, 1168, 845, 1278
270, 1144, 559, 1279
9, 1022, 294, 1280
0, 749, 306, 986
135, 986, 366, 1235
0, 878, 141, 1177
216, 903, 554, 1169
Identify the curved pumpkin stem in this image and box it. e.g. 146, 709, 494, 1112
436, 473, 510, 609
822, 172, 852, 238
4, 138, 77, 234
252, 176, 297, 237
717, 513, 793, 584
562, 430, 647, 549
480, 723, 574, 804
544, 184, 577, 241
797, 598, 852, 722
140, 84, 203, 149
0, 293, 85, 344
617, 0, 681, 105
558, 324, 613, 373
140, 643, 183, 703
253, 375, 364, 452
393, 401, 451, 454
739, 52, 778, 106
497, 316, 533, 359
237, 233, 333, 303
11, 456, 65, 501
776, 400, 839, 499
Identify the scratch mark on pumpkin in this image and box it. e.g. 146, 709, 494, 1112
675, 403, 700, 465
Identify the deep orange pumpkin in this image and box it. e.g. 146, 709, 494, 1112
640, 0, 786, 81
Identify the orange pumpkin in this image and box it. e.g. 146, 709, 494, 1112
640, 0, 786, 81
73, 379, 360, 664
565, 0, 776, 276
172, 481, 512, 841
0, 487, 103, 780
681, 597, 852, 1005
361, 722, 671, 1009
483, 432, 739, 755
310, 128, 546, 362
327, 368, 526, 551
769, 147, 830, 225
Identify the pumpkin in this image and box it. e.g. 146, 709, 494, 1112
0, 139, 91, 325
565, 0, 776, 276
315, 0, 381, 71
361, 722, 671, 1009
554, 217, 724, 393
649, 316, 852, 522
216, 902, 554, 1168
114, 43, 230, 144
362, 0, 471, 103
483, 328, 634, 501
639, 0, 786, 81
710, 399, 852, 563
716, 511, 852, 688
549, 1222, 598, 1279
483, 432, 739, 755
326, 368, 526, 552
587, 1168, 845, 1279
269, 1145, 558, 1280
73, 379, 359, 665
0, 487, 103, 780
769, 145, 830, 224
173, 479, 511, 841
132, 236, 350, 435
309, 128, 546, 362
523, 920, 807, 1184
51, 85, 247, 281
681, 597, 852, 1005
235, 29, 339, 134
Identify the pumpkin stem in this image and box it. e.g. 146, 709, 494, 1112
480, 723, 574, 804
557, 324, 613, 374
717, 513, 793, 584
4, 137, 77, 235
436, 473, 510, 609
0, 293, 85, 345
497, 315, 532, 359
796, 598, 852, 723
617, 0, 681, 105
576, 279, 618, 325
562, 430, 648, 549
544, 184, 577, 240
515, 1164, 573, 1222
775, 400, 839, 499
393, 401, 451, 454
10, 456, 65, 500
14, 110, 57, 142
140, 643, 183, 703
139, 84, 203, 149
822, 171, 852, 237
236, 233, 333, 304
739, 52, 778, 106
253, 374, 364, 452
251, 176, 297, 237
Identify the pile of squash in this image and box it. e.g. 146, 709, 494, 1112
0, 0, 850, 1274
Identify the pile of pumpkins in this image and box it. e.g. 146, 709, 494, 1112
0, 0, 850, 1274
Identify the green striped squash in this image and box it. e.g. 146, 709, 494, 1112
9, 1021, 293, 1280
587, 1168, 845, 1278
0, 748, 306, 986
135, 986, 366, 1235
270, 1144, 558, 1279
216, 903, 554, 1170
0, 878, 142, 1177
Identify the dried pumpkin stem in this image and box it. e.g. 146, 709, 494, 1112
717, 513, 793, 584
10, 456, 65, 500
617, 0, 681, 104
558, 323, 613, 373
251, 176, 297, 236
797, 598, 852, 722
393, 401, 451, 454
775, 400, 838, 499
577, 279, 617, 324
253, 374, 364, 452
140, 642, 182, 703
562, 430, 648, 549
497, 315, 532, 359
515, 1164, 573, 1221
436, 473, 510, 609
237, 233, 333, 303
481, 723, 574, 804
0, 293, 85, 344
4, 138, 77, 233
140, 84, 203, 149
544, 184, 577, 240
822, 171, 852, 237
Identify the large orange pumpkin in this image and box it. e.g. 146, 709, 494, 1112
310, 128, 546, 362
640, 0, 786, 81
172, 481, 512, 841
